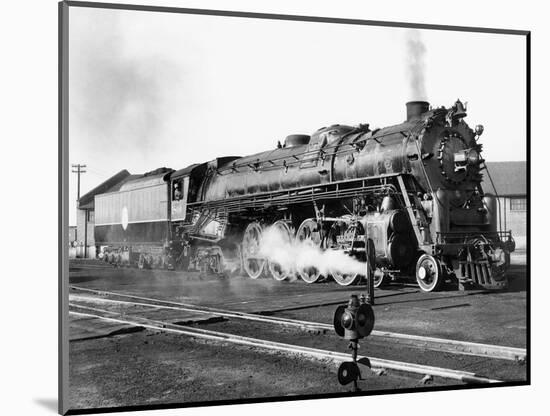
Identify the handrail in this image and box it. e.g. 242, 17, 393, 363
187, 175, 401, 209
482, 162, 503, 232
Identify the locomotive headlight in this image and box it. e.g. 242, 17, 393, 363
475, 124, 484, 137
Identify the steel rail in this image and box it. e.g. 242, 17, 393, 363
68, 305, 501, 384
69, 286, 526, 362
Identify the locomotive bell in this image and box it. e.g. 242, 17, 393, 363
452, 99, 467, 119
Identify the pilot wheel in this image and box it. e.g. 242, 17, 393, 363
415, 254, 444, 292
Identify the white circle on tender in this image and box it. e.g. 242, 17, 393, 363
121, 206, 129, 230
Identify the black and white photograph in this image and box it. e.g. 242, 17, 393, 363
57, 1, 530, 414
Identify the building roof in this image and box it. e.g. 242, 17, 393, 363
78, 167, 173, 210
78, 170, 137, 209
482, 161, 527, 197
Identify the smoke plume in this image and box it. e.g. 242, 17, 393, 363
406, 30, 428, 101
258, 226, 366, 277
70, 12, 183, 159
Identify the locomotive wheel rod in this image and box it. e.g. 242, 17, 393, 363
69, 304, 501, 385
69, 286, 526, 362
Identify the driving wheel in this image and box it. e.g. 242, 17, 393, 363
242, 222, 266, 279
267, 220, 295, 281
295, 218, 325, 283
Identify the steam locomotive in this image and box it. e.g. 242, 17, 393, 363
95, 99, 515, 292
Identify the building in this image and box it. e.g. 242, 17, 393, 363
75, 170, 137, 258
482, 161, 527, 250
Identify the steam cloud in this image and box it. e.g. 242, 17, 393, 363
258, 225, 366, 277
406, 30, 428, 101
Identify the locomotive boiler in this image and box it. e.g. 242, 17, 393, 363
95, 99, 515, 292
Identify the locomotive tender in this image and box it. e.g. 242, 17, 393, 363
95, 100, 515, 292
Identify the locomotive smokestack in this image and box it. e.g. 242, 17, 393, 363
406, 101, 430, 121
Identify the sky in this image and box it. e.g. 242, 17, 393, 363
68, 6, 527, 225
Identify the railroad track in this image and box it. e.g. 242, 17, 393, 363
69, 285, 526, 362
69, 302, 500, 385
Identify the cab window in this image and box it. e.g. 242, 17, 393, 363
172, 179, 184, 201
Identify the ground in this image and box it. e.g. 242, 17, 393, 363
67, 256, 527, 412
69, 332, 426, 410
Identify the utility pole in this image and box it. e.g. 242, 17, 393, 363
71, 164, 87, 257
71, 163, 87, 201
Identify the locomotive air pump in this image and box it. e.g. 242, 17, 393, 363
333, 294, 375, 391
